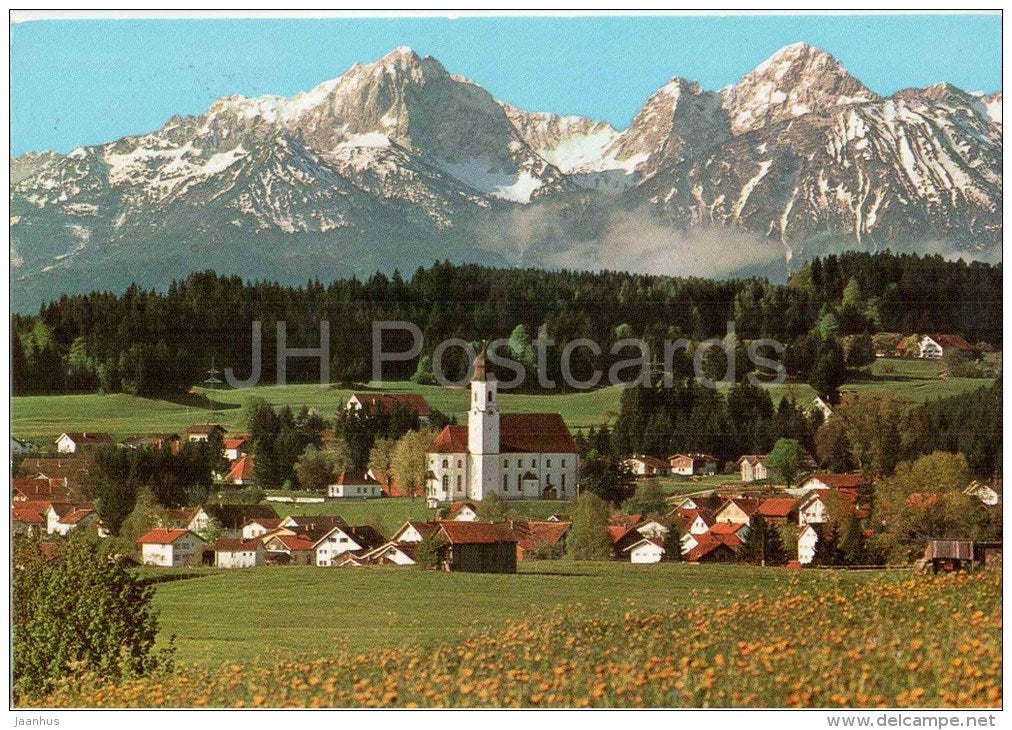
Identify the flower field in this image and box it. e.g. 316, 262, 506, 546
27, 570, 1000, 708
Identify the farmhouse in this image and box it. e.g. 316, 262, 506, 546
685, 533, 738, 563
185, 423, 225, 443
623, 454, 668, 477
797, 473, 869, 493
919, 334, 975, 360
425, 347, 578, 502
16, 458, 93, 492
136, 528, 205, 567
44, 501, 99, 536
12, 505, 46, 535
310, 524, 386, 567
327, 469, 382, 499
434, 521, 518, 573
347, 393, 432, 420
754, 497, 799, 525
668, 453, 717, 476
212, 537, 264, 568
737, 455, 768, 483
623, 537, 666, 564
343, 541, 418, 566
55, 432, 114, 453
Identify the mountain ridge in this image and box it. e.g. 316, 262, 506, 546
10, 43, 1002, 311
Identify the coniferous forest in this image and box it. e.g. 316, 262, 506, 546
11, 251, 1001, 395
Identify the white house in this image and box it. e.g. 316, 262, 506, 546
223, 434, 250, 461
797, 492, 829, 526
327, 470, 382, 499
55, 432, 114, 453
347, 393, 432, 421
622, 454, 668, 477
449, 501, 479, 521
163, 506, 212, 535
668, 453, 717, 476
224, 455, 255, 485
310, 525, 375, 567
919, 334, 975, 360
212, 538, 264, 568
185, 423, 225, 443
241, 518, 284, 540
636, 520, 670, 539
136, 528, 206, 567
358, 541, 417, 566
798, 524, 820, 564
44, 502, 99, 536
391, 520, 441, 543
811, 396, 835, 421
737, 455, 768, 483
425, 347, 579, 502
624, 538, 666, 564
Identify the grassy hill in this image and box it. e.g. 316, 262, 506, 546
11, 359, 993, 443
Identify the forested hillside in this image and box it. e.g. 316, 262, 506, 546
12, 252, 1001, 395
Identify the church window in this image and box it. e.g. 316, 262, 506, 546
442, 475, 448, 490
503, 459, 508, 468
562, 459, 566, 468
517, 459, 521, 467
442, 459, 448, 468
547, 459, 552, 468
531, 459, 536, 468
487, 391, 492, 403
456, 475, 462, 490
457, 459, 462, 468
562, 474, 566, 488
503, 475, 508, 490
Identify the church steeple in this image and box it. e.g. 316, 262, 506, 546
468, 340, 499, 499
472, 340, 488, 382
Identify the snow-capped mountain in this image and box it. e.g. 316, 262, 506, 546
10, 43, 1002, 310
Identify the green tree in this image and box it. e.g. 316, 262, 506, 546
766, 437, 806, 488
414, 533, 447, 570
662, 520, 682, 561
809, 339, 847, 398
621, 480, 668, 517
736, 515, 788, 566
565, 493, 614, 560
477, 492, 510, 522
390, 427, 438, 499
13, 537, 170, 700
294, 446, 337, 490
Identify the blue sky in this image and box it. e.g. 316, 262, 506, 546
10, 13, 1002, 156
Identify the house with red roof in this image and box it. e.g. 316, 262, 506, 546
347, 393, 432, 420
241, 517, 284, 540
448, 501, 479, 521
685, 532, 739, 563
12, 476, 72, 503
713, 497, 762, 526
425, 345, 578, 502
12, 505, 46, 536
797, 473, 870, 493
755, 497, 799, 525
510, 520, 571, 561
136, 528, 206, 567
224, 455, 255, 485
211, 537, 264, 568
262, 533, 315, 565
185, 423, 225, 443
163, 506, 212, 535
223, 434, 251, 461
327, 469, 382, 499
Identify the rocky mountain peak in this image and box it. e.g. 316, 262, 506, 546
722, 42, 879, 134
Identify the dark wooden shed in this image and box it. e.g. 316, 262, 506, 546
437, 521, 518, 574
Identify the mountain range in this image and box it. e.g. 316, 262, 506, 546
10, 43, 1002, 311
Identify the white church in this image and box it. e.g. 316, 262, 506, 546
425, 347, 580, 502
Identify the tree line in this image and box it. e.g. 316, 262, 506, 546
12, 252, 1001, 395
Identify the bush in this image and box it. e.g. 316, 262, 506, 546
12, 536, 172, 701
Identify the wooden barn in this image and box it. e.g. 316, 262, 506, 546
436, 522, 518, 573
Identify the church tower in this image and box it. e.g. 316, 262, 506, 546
468, 343, 500, 500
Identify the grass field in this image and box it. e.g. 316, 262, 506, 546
40, 569, 996, 708
148, 561, 881, 666
11, 358, 993, 443
266, 497, 570, 535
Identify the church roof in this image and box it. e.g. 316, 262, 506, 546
429, 413, 578, 455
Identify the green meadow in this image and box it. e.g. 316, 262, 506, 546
11, 358, 993, 445
146, 561, 880, 665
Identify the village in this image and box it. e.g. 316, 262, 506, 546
12, 336, 1001, 575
